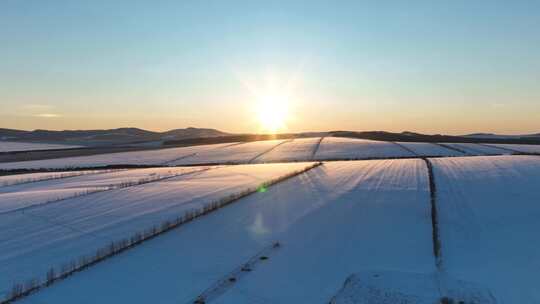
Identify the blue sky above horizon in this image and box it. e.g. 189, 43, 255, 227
1, 0, 539, 134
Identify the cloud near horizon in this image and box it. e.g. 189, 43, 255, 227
33, 113, 62, 118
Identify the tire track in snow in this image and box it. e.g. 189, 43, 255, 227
188, 242, 282, 304
434, 143, 468, 155
390, 142, 418, 156
161, 153, 198, 166
449, 143, 500, 156
161, 142, 245, 166
310, 136, 325, 160
248, 140, 293, 163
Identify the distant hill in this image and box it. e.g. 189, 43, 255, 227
0, 127, 231, 145
330, 131, 540, 145
3, 127, 540, 148
161, 127, 231, 140
463, 133, 540, 139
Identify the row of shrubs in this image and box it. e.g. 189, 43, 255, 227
3, 162, 322, 303
5, 171, 195, 215
0, 169, 123, 187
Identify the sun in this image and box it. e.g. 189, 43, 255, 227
256, 94, 289, 133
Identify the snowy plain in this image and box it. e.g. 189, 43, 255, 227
0, 162, 312, 297
432, 155, 540, 304
0, 141, 81, 152
2, 138, 540, 303
18, 159, 436, 304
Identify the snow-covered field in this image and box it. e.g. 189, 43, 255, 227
0, 167, 203, 214
3, 141, 540, 304
171, 140, 286, 165
432, 156, 540, 304
0, 137, 420, 170
19, 159, 436, 304
395, 142, 463, 157
0, 141, 81, 152
0, 143, 231, 170
314, 137, 414, 160
2, 138, 539, 171
0, 162, 312, 297
253, 137, 321, 163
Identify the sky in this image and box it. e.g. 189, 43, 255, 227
1, 0, 539, 135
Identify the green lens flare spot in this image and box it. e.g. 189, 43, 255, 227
257, 185, 268, 193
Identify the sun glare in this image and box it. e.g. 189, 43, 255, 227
256, 95, 289, 133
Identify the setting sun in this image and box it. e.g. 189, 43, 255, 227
256, 94, 289, 133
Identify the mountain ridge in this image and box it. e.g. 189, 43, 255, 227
0, 127, 231, 144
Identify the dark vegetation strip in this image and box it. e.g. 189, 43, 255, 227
310, 136, 325, 160
390, 142, 418, 156
0, 168, 210, 216
301, 154, 485, 163
0, 146, 158, 163
2, 162, 322, 304
248, 139, 293, 163
422, 158, 442, 270
434, 143, 468, 155
0, 146, 106, 156
331, 130, 540, 145
189, 241, 282, 304
166, 131, 540, 147
163, 133, 300, 146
